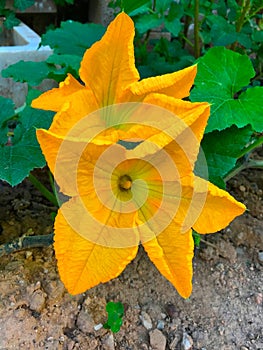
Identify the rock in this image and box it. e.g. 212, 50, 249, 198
157, 320, 165, 330
258, 251, 263, 263
149, 329, 166, 350
181, 332, 193, 350
239, 185, 246, 192
165, 303, 177, 319
240, 347, 249, 350
94, 323, 103, 331
102, 334, 115, 350
43, 279, 65, 302
169, 333, 181, 349
76, 307, 95, 334
254, 292, 263, 305
29, 289, 46, 313
140, 311, 152, 330
218, 240, 237, 264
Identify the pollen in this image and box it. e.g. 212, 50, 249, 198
118, 175, 132, 191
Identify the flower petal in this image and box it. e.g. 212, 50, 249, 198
192, 176, 246, 233
126, 98, 210, 167
123, 65, 197, 102
142, 224, 194, 298
37, 129, 121, 196
54, 201, 138, 294
36, 129, 80, 196
48, 89, 99, 136
31, 74, 85, 111
79, 12, 139, 106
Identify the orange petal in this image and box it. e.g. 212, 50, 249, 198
54, 201, 139, 294
192, 176, 246, 233
31, 74, 85, 111
79, 12, 139, 106
48, 89, 99, 136
123, 65, 197, 102
36, 129, 88, 196
126, 97, 210, 167
142, 224, 194, 298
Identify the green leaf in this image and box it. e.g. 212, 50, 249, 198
190, 47, 263, 132
3, 10, 20, 29
252, 30, 263, 43
121, 0, 151, 15
41, 21, 106, 56
0, 0, 6, 10
208, 16, 237, 46
195, 125, 253, 186
0, 96, 16, 124
166, 2, 184, 21
46, 54, 81, 75
164, 18, 182, 37
103, 302, 124, 333
237, 32, 252, 49
135, 14, 163, 34
14, 0, 34, 11
156, 0, 172, 13
0, 106, 54, 186
2, 60, 51, 86
233, 86, 263, 132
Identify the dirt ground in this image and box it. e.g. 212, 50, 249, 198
0, 165, 262, 350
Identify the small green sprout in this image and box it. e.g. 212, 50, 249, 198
103, 301, 124, 333
192, 230, 201, 248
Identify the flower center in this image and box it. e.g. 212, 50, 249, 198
118, 174, 132, 191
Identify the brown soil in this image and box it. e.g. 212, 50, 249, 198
0, 168, 262, 350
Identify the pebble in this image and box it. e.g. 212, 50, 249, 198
157, 320, 165, 330
239, 185, 246, 192
165, 303, 177, 319
29, 290, 46, 313
76, 308, 95, 334
254, 292, 263, 305
169, 333, 181, 349
102, 334, 115, 350
258, 251, 263, 263
240, 347, 249, 350
140, 311, 152, 330
181, 332, 193, 350
149, 329, 166, 350
94, 323, 103, 331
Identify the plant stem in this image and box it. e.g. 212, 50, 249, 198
224, 159, 263, 182
230, 0, 251, 50
236, 0, 251, 32
182, 34, 194, 48
199, 238, 221, 251
183, 0, 192, 48
246, 6, 263, 23
152, 0, 156, 11
28, 173, 58, 207
194, 0, 200, 58
48, 170, 57, 199
0, 234, 54, 257
238, 136, 263, 158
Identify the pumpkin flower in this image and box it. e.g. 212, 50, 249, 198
33, 13, 245, 298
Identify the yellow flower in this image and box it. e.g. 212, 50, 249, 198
33, 13, 245, 298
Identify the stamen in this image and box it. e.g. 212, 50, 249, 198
118, 175, 132, 191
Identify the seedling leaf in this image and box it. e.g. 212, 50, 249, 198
103, 302, 124, 333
